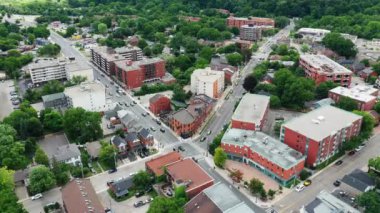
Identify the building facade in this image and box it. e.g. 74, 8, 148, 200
90, 46, 124, 75
149, 94, 171, 115
64, 81, 106, 112
240, 24, 262, 41
28, 59, 67, 84
329, 85, 379, 111
231, 94, 270, 131
299, 54, 353, 87
280, 106, 362, 167
191, 67, 225, 98
227, 16, 275, 28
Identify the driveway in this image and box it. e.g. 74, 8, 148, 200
21, 188, 62, 213
15, 185, 28, 200
38, 133, 70, 158
0, 80, 16, 120
97, 190, 150, 213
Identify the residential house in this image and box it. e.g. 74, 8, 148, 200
138, 128, 154, 147
108, 177, 134, 198
110, 135, 128, 155
52, 144, 81, 166
149, 94, 171, 115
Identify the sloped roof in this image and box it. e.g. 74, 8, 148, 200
146, 152, 182, 176
52, 144, 81, 162
110, 177, 134, 197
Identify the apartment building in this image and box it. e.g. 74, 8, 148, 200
64, 81, 106, 112
191, 67, 225, 98
221, 129, 305, 186
329, 85, 379, 111
280, 106, 362, 167
114, 46, 143, 61
299, 54, 353, 87
227, 16, 275, 28
231, 94, 270, 131
297, 28, 331, 42
240, 24, 262, 41
28, 59, 67, 84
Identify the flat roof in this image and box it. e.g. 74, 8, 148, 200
28, 59, 65, 70
192, 67, 224, 83
330, 85, 378, 102
304, 190, 360, 213
297, 28, 331, 34
222, 129, 305, 169
42, 92, 65, 102
64, 82, 105, 97
65, 61, 91, 72
283, 105, 362, 142
114, 58, 163, 72
166, 158, 213, 193
145, 152, 182, 176
300, 54, 352, 75
232, 94, 270, 124
341, 169, 375, 192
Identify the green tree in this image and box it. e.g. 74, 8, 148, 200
63, 108, 103, 144
34, 147, 50, 167
0, 167, 26, 212
37, 43, 61, 57
300, 44, 310, 53
226, 53, 243, 66
315, 81, 338, 99
353, 110, 375, 139
268, 189, 276, 200
0, 124, 28, 170
299, 170, 311, 181
374, 102, 380, 114
368, 156, 380, 171
372, 62, 380, 75
98, 23, 108, 35
138, 39, 148, 49
65, 26, 77, 38
270, 95, 281, 109
29, 166, 56, 195
99, 141, 117, 169
214, 147, 227, 168
174, 186, 187, 200
243, 75, 258, 92
148, 196, 186, 213
248, 178, 265, 195
322, 33, 357, 58
51, 158, 69, 186
357, 190, 380, 213
336, 97, 358, 111
133, 170, 151, 190
42, 110, 63, 132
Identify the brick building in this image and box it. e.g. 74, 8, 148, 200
240, 24, 262, 41
146, 152, 182, 177
221, 129, 305, 186
299, 54, 353, 87
231, 94, 270, 131
149, 94, 171, 115
226, 16, 275, 28
329, 85, 379, 111
114, 58, 166, 89
280, 106, 362, 167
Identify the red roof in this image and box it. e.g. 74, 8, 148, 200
166, 158, 213, 193
145, 152, 182, 176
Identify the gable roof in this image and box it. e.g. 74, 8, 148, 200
52, 144, 81, 162
110, 177, 134, 197
125, 132, 138, 143
111, 136, 126, 147
138, 128, 151, 138
146, 152, 182, 176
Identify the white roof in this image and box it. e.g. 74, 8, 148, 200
232, 94, 270, 124
297, 28, 331, 34
283, 106, 362, 142
192, 67, 224, 83
305, 190, 360, 213
64, 81, 105, 97
300, 54, 352, 75
330, 85, 378, 103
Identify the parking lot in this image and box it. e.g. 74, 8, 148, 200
97, 190, 151, 213
0, 80, 16, 120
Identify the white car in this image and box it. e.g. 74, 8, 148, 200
295, 184, 305, 192
31, 193, 43, 200
355, 146, 364, 152
129, 172, 138, 176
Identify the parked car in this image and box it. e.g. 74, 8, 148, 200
124, 102, 129, 107
110, 81, 114, 85
178, 146, 185, 152
138, 152, 145, 158
156, 120, 161, 125
135, 191, 145, 197
150, 127, 156, 132
166, 190, 173, 196
134, 201, 145, 207
141, 112, 148, 117
12, 100, 20, 105
108, 168, 117, 174
101, 74, 105, 77
200, 137, 206, 142
31, 193, 43, 200
132, 101, 137, 104
106, 180, 114, 186
348, 150, 356, 156
334, 180, 341, 187
355, 146, 364, 152
335, 160, 343, 166
295, 184, 305, 192
10, 91, 17, 96
122, 92, 126, 95
303, 180, 312, 186
145, 197, 154, 203
129, 172, 137, 176
207, 130, 212, 135
160, 128, 165, 133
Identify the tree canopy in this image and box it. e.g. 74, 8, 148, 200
0, 124, 28, 170
214, 147, 227, 168
29, 166, 56, 195
322, 33, 357, 58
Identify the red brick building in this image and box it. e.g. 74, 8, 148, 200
114, 58, 166, 89
231, 94, 270, 131
299, 54, 353, 87
149, 94, 171, 115
226, 16, 275, 28
329, 85, 379, 111
280, 106, 362, 167
146, 152, 182, 177
221, 129, 305, 186
166, 158, 214, 199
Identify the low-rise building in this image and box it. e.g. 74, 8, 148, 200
210, 55, 238, 83
185, 182, 255, 213
231, 94, 270, 131
297, 28, 331, 42
146, 152, 183, 177
110, 135, 128, 155
62, 179, 104, 213
108, 177, 134, 198
28, 59, 67, 84
299, 54, 352, 87
227, 16, 275, 28
149, 94, 171, 115
341, 169, 375, 195
221, 129, 305, 185
52, 144, 81, 166
191, 67, 225, 98
64, 81, 106, 112
329, 85, 379, 111
41, 92, 67, 109
303, 190, 360, 213
166, 158, 214, 199
240, 24, 262, 41
281, 106, 362, 167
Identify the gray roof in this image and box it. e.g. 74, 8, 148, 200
28, 59, 65, 70
170, 109, 195, 124
222, 129, 305, 170
203, 182, 255, 213
42, 92, 66, 103
138, 128, 151, 139
283, 106, 362, 142
111, 136, 126, 147
304, 190, 360, 213
114, 58, 163, 72
13, 168, 30, 183
104, 105, 123, 119
232, 94, 270, 124
110, 177, 134, 197
85, 141, 101, 158
341, 169, 375, 192
52, 144, 81, 162
125, 132, 138, 143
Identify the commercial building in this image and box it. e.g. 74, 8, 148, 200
146, 152, 183, 177
299, 54, 353, 87
226, 16, 275, 28
297, 28, 331, 42
62, 179, 104, 213
166, 158, 214, 199
28, 59, 67, 84
185, 182, 255, 213
240, 24, 262, 41
303, 190, 360, 213
280, 106, 362, 167
221, 129, 305, 185
191, 67, 225, 98
149, 94, 171, 115
64, 81, 106, 112
231, 94, 270, 131
329, 85, 379, 111
114, 58, 166, 89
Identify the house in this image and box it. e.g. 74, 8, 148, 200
52, 144, 81, 166
341, 169, 375, 195
231, 94, 270, 131
149, 94, 171, 115
110, 135, 128, 155
185, 182, 255, 213
108, 177, 134, 198
166, 158, 214, 199
13, 168, 31, 186
357, 67, 377, 80
85, 141, 102, 159
138, 128, 154, 147
41, 92, 67, 109
125, 132, 142, 153
145, 152, 183, 177
62, 179, 104, 213
281, 106, 363, 167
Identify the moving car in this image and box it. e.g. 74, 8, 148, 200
207, 130, 212, 135
141, 112, 148, 117
31, 193, 43, 200
156, 120, 161, 125
160, 128, 165, 133
150, 127, 156, 132
200, 137, 206, 142
295, 184, 305, 192
124, 102, 129, 107
355, 146, 364, 152
303, 179, 312, 186
178, 146, 185, 152
134, 201, 145, 208
334, 180, 341, 187
335, 160, 343, 166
